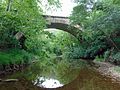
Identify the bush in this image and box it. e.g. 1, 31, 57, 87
107, 52, 120, 65
104, 50, 110, 60
112, 52, 120, 64
112, 52, 120, 61
0, 49, 34, 65
63, 47, 85, 59
94, 56, 105, 62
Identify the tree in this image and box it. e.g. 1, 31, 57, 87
70, 0, 120, 60
0, 0, 61, 63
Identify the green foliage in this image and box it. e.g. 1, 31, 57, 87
0, 12, 20, 47
63, 47, 85, 59
70, 0, 120, 60
113, 66, 120, 73
0, 0, 119, 69
94, 56, 105, 62
104, 50, 111, 60
0, 0, 46, 49
112, 52, 120, 62
49, 30, 83, 59
0, 49, 34, 65
0, 0, 61, 65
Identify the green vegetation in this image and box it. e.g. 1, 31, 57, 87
0, 1, 120, 89
0, 0, 60, 66
0, 0, 120, 76
70, 0, 120, 63
113, 66, 120, 73
0, 49, 33, 65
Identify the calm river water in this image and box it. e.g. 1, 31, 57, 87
0, 59, 120, 90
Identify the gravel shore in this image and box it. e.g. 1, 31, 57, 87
94, 61, 120, 83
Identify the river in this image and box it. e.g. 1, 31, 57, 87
0, 59, 120, 90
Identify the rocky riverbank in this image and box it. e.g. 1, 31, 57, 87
94, 61, 120, 83
0, 63, 28, 77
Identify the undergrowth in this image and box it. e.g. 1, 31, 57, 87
0, 49, 34, 65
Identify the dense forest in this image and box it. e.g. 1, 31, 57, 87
0, 0, 120, 78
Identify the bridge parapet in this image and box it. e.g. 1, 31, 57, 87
42, 15, 83, 41
42, 15, 70, 25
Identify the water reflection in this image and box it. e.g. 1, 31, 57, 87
34, 77, 63, 88
57, 68, 120, 90
0, 59, 120, 90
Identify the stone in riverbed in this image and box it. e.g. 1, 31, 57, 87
3, 79, 18, 82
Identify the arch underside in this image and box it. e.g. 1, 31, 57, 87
46, 23, 82, 41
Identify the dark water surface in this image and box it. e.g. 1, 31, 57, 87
0, 60, 120, 90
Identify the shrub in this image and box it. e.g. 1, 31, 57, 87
113, 52, 120, 60
63, 47, 85, 59
0, 49, 34, 65
107, 52, 120, 65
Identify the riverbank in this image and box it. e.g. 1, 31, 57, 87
93, 61, 120, 82
0, 63, 29, 78
0, 49, 34, 77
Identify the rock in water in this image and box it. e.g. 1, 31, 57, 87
3, 79, 18, 82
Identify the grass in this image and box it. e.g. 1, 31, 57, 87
94, 56, 105, 62
0, 48, 33, 65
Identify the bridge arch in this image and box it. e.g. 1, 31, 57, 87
14, 15, 83, 50
42, 15, 83, 41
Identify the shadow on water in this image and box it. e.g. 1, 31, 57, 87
0, 59, 120, 90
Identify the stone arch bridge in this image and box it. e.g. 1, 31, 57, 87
15, 15, 107, 60
42, 15, 82, 41
15, 15, 83, 49
15, 15, 82, 41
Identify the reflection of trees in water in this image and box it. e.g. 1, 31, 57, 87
2, 57, 91, 89
6, 58, 82, 87
1, 62, 120, 90
29, 59, 80, 85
